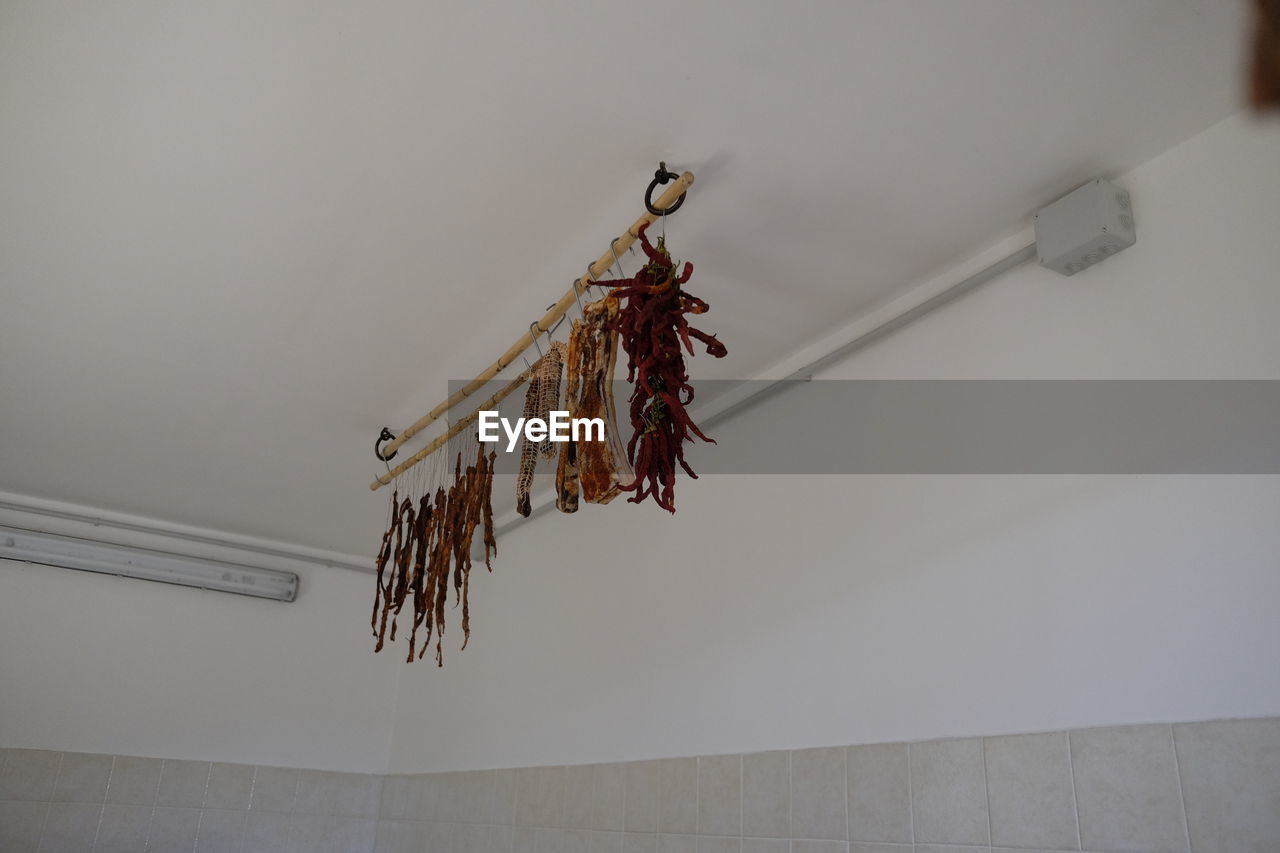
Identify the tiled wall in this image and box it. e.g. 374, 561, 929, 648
0, 752, 380, 853
2, 717, 1277, 852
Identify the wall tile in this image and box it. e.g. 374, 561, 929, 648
458, 770, 496, 823
418, 774, 447, 822
194, 809, 245, 853
249, 766, 298, 812
697, 755, 741, 837
659, 834, 697, 853
846, 743, 910, 843
513, 826, 538, 853
371, 819, 427, 853
1, 714, 1271, 853
564, 763, 626, 829
157, 759, 210, 808
478, 768, 501, 819
565, 765, 596, 828
490, 768, 516, 825
741, 839, 788, 853
148, 807, 200, 853
984, 731, 1078, 850
289, 814, 377, 853
203, 763, 253, 811
0, 801, 48, 853
588, 829, 624, 853
591, 763, 626, 831
741, 751, 788, 839
792, 747, 846, 840
0, 749, 61, 801
51, 753, 112, 804
422, 820, 455, 852
791, 841, 848, 853
563, 828, 593, 853
377, 775, 418, 820
241, 810, 291, 853
909, 738, 989, 846
322, 816, 378, 853
659, 759, 697, 835
1071, 724, 1189, 853
516, 765, 564, 828
623, 831, 660, 853
534, 827, 567, 853
460, 822, 513, 853
36, 801, 100, 853
286, 813, 324, 852
437, 768, 481, 819
294, 770, 381, 817
624, 761, 661, 832
489, 824, 518, 853
1174, 717, 1280, 853
93, 804, 151, 853
104, 756, 161, 806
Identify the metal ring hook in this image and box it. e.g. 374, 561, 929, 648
374, 427, 399, 462
645, 161, 687, 217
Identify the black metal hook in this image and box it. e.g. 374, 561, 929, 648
374, 427, 399, 462
644, 161, 687, 217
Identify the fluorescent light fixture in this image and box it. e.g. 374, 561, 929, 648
0, 524, 298, 601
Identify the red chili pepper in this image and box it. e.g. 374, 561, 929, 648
587, 222, 726, 512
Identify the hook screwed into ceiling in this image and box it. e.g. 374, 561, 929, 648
645, 162, 687, 217
374, 427, 399, 462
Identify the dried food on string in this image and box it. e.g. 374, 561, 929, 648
366, 165, 711, 665
515, 341, 565, 517
559, 294, 632, 505
588, 221, 726, 512
371, 441, 498, 665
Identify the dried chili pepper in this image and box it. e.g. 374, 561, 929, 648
588, 221, 726, 512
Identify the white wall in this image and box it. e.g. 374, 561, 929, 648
385, 112, 1280, 773
0, 558, 399, 773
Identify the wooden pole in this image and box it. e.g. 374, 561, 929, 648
370, 366, 533, 490
374, 170, 694, 466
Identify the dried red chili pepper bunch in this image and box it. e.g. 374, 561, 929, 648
590, 221, 726, 512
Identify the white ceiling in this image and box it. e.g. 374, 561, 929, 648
0, 0, 1248, 556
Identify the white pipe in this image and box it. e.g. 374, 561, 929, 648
0, 490, 373, 573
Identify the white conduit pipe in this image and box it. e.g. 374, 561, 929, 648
486, 227, 1038, 540
0, 490, 375, 573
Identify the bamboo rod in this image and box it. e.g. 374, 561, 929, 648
370, 366, 533, 490
376, 170, 695, 463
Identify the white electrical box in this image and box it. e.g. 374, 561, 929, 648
1033, 178, 1136, 276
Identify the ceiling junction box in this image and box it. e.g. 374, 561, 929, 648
1034, 178, 1136, 276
